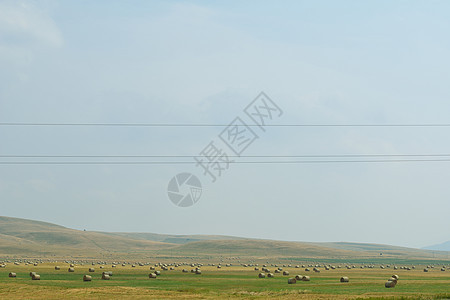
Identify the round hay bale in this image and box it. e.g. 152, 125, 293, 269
258, 273, 266, 278
283, 271, 289, 276
302, 275, 310, 281
30, 272, 36, 277
55, 266, 60, 270
101, 274, 110, 280
32, 274, 40, 280
9, 272, 16, 278
70, 264, 74, 267
340, 277, 349, 283
392, 274, 399, 280
89, 268, 95, 272
267, 273, 274, 278
155, 271, 161, 275
182, 269, 188, 273
288, 277, 296, 284
68, 267, 75, 272
149, 273, 157, 278
305, 268, 310, 272
195, 269, 202, 275
83, 275, 92, 282
388, 277, 398, 284
424, 268, 429, 272
295, 275, 303, 280
385, 280, 396, 288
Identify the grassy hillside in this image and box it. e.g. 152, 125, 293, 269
0, 216, 175, 257
102, 232, 246, 244
0, 216, 448, 262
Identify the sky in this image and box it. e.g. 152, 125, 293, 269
1, 0, 450, 249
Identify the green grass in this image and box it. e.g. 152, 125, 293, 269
1, 263, 449, 299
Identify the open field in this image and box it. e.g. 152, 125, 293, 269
1, 217, 449, 299
1, 262, 449, 299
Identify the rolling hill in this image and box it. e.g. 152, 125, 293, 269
0, 216, 448, 262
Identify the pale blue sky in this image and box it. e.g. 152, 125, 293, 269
1, 0, 450, 248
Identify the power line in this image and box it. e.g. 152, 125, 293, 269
2, 158, 450, 165
2, 122, 450, 127
2, 154, 450, 158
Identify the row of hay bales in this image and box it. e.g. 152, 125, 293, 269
287, 275, 311, 283
287, 276, 347, 284
8, 271, 113, 281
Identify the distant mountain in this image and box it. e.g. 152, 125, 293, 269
423, 241, 450, 251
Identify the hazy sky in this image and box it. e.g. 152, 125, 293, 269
1, 0, 450, 249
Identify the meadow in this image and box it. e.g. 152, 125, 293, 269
1, 262, 449, 299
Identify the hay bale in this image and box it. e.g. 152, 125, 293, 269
195, 269, 202, 274
392, 274, 399, 280
340, 277, 349, 282
267, 273, 274, 278
55, 266, 60, 270
9, 272, 16, 278
70, 264, 74, 267
83, 275, 92, 282
295, 275, 303, 280
30, 272, 36, 277
258, 273, 266, 278
385, 280, 396, 288
89, 268, 95, 272
305, 268, 310, 272
149, 273, 157, 278
32, 274, 40, 280
182, 269, 188, 273
155, 271, 161, 275
283, 271, 289, 275
102, 274, 110, 280
424, 268, 429, 272
288, 278, 296, 284
68, 267, 75, 272
301, 275, 310, 281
